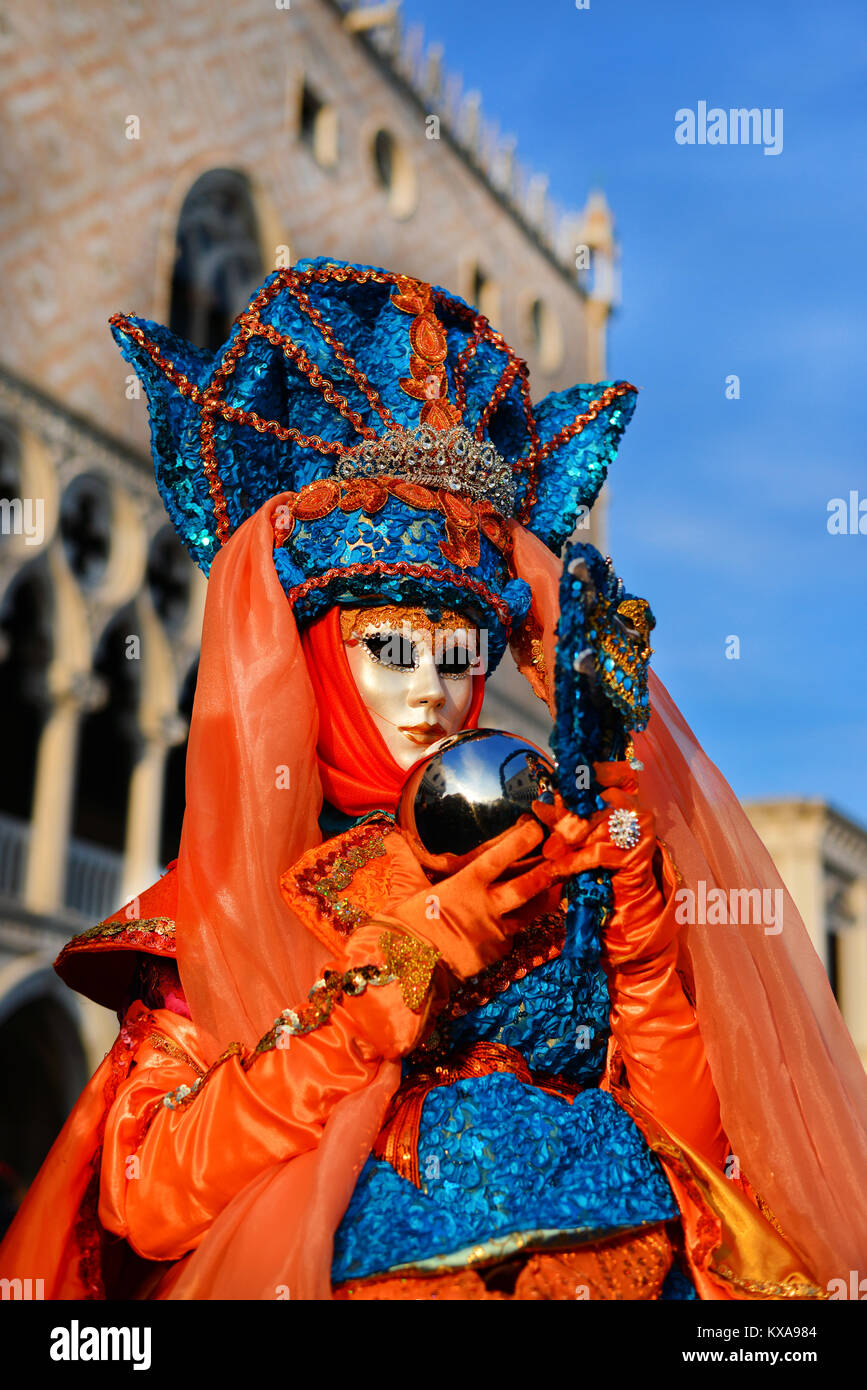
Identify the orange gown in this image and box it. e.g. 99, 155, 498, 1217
0, 813, 822, 1302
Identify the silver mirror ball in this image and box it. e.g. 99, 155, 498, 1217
396, 728, 556, 878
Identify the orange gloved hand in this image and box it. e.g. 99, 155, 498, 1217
531, 761, 676, 969
531, 762, 727, 1164
383, 821, 567, 980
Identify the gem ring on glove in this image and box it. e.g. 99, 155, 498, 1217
608, 807, 641, 850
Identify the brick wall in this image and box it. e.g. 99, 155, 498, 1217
0, 0, 590, 452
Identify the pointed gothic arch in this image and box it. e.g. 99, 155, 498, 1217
169, 168, 265, 352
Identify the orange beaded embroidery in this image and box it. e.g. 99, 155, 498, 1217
280, 822, 393, 949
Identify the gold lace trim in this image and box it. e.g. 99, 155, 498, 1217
713, 1263, 827, 1301
340, 605, 479, 643
67, 916, 175, 947
378, 930, 439, 1011
147, 1032, 205, 1077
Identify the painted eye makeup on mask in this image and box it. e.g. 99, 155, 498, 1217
360, 630, 476, 680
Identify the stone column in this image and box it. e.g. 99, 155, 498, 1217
22, 675, 102, 914
836, 879, 867, 1066
120, 714, 186, 905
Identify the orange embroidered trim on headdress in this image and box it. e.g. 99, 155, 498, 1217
390, 276, 461, 430
282, 561, 516, 632
272, 475, 512, 571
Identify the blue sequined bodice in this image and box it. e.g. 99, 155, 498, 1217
332, 873, 680, 1285
443, 883, 610, 1083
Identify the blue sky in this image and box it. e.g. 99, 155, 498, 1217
401, 0, 867, 823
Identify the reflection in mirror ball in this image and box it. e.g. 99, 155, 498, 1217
396, 728, 556, 877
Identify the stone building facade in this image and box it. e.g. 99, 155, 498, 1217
0, 0, 617, 1207
744, 800, 867, 1067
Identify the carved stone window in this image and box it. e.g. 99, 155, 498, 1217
147, 526, 192, 633
299, 79, 338, 168
0, 994, 88, 1199
71, 606, 141, 853
169, 169, 265, 352
0, 567, 52, 820
160, 658, 199, 866
465, 262, 500, 322
370, 128, 417, 219
0, 416, 21, 509
60, 473, 112, 589
527, 296, 563, 374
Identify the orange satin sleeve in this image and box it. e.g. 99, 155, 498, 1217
602, 843, 729, 1169
99, 923, 436, 1263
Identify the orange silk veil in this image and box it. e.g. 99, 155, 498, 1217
151, 498, 865, 1296
167, 495, 484, 1298
508, 524, 867, 1288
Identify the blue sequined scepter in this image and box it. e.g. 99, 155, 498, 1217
549, 543, 656, 1068
552, 542, 655, 817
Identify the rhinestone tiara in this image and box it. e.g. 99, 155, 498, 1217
336, 424, 516, 515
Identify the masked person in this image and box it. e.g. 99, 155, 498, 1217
2, 260, 864, 1300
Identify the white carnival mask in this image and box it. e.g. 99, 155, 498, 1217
341, 605, 486, 771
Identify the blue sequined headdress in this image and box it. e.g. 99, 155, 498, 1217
111, 257, 637, 670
